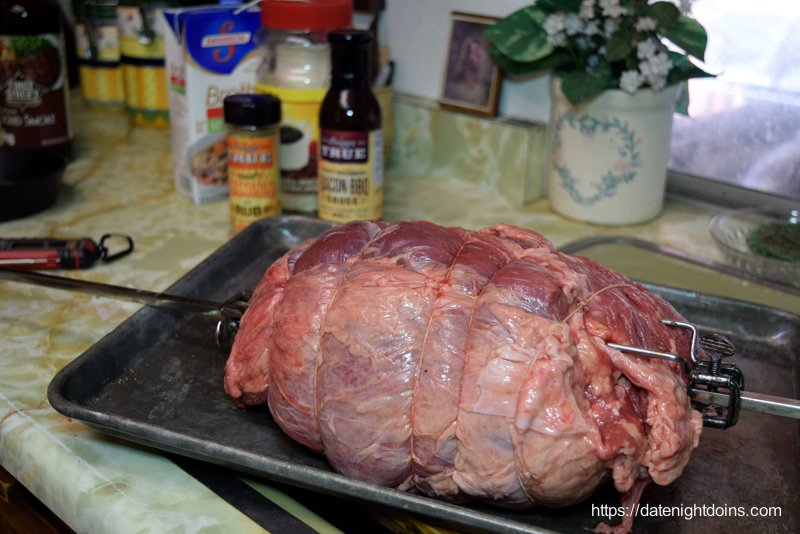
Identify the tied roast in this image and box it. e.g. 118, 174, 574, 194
224, 221, 702, 514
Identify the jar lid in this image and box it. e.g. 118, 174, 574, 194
224, 94, 281, 127
261, 0, 352, 32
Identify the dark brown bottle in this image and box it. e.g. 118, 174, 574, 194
318, 29, 382, 223
0, 0, 73, 158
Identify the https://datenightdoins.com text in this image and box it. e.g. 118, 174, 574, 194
592, 502, 782, 521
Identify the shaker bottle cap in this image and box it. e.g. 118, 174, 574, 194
224, 94, 282, 127
261, 0, 353, 31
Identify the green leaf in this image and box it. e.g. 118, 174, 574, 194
488, 46, 536, 76
666, 51, 716, 85
645, 2, 680, 26
606, 29, 633, 62
523, 48, 573, 71
560, 66, 613, 106
489, 46, 572, 76
675, 81, 689, 116
484, 6, 553, 63
666, 52, 715, 115
536, 0, 582, 13
660, 15, 708, 61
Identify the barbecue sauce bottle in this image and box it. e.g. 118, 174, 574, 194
0, 0, 73, 158
318, 29, 382, 223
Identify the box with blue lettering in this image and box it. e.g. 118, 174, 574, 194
163, 3, 262, 204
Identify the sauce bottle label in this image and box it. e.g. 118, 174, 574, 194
0, 33, 72, 149
227, 134, 279, 231
318, 128, 384, 222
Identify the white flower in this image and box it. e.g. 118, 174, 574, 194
547, 32, 567, 47
620, 69, 644, 93
564, 14, 583, 36
544, 13, 567, 47
586, 54, 601, 70
635, 16, 657, 32
649, 51, 672, 75
604, 18, 618, 37
636, 39, 658, 60
648, 75, 667, 90
583, 20, 600, 36
639, 51, 672, 89
544, 13, 566, 35
599, 0, 627, 19
580, 0, 596, 20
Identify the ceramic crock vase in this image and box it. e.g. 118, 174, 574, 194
547, 77, 679, 225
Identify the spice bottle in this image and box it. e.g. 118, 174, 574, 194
73, 0, 125, 108
318, 29, 383, 223
0, 0, 73, 158
256, 0, 352, 215
117, 0, 184, 127
224, 93, 281, 232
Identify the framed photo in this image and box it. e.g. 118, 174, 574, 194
440, 12, 502, 117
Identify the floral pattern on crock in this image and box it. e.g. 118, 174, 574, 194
552, 111, 642, 206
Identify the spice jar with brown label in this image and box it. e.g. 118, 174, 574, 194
318, 29, 383, 223
224, 93, 281, 233
0, 0, 73, 158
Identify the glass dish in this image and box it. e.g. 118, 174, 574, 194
708, 207, 800, 287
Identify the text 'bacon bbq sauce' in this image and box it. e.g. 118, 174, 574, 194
317, 29, 382, 223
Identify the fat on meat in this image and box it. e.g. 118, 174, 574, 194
224, 221, 703, 531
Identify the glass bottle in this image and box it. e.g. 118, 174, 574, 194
256, 0, 352, 215
0, 0, 73, 158
318, 29, 383, 223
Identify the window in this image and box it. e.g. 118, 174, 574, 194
669, 0, 800, 203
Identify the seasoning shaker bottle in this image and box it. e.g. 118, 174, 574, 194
318, 29, 383, 223
0, 0, 73, 158
224, 93, 282, 233
256, 0, 352, 215
117, 0, 181, 127
73, 0, 125, 108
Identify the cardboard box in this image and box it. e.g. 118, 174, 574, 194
163, 4, 261, 204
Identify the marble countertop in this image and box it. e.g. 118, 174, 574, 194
0, 99, 776, 533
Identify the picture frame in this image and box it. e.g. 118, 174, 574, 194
439, 12, 502, 117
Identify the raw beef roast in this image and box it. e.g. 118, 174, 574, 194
224, 221, 702, 526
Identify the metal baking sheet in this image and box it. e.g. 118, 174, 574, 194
48, 216, 800, 533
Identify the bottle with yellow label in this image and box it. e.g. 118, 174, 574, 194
224, 94, 281, 232
73, 0, 125, 108
256, 0, 352, 215
318, 29, 383, 223
117, 0, 179, 126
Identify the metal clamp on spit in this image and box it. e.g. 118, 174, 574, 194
611, 320, 800, 427
215, 291, 252, 349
